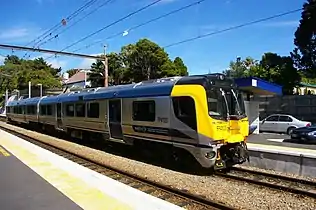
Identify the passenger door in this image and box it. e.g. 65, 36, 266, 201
260, 115, 279, 132
56, 103, 63, 129
108, 99, 123, 140
277, 115, 293, 133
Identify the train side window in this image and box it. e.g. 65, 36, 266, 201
87, 102, 99, 118
132, 101, 155, 122
40, 105, 47, 115
172, 96, 197, 131
66, 104, 75, 117
18, 106, 23, 114
75, 103, 86, 117
47, 105, 53, 116
26, 106, 31, 114
31, 105, 36, 115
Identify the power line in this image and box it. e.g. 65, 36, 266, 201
163, 8, 303, 48
46, 0, 164, 60
73, 0, 208, 53
32, 0, 100, 48
0, 44, 103, 59
37, 0, 116, 48
26, 0, 99, 48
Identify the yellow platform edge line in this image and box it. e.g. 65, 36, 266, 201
0, 146, 10, 156
247, 142, 316, 154
0, 137, 134, 210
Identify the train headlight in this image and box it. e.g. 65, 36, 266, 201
205, 151, 216, 159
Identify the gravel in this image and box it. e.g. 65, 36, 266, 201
1, 122, 316, 210
235, 164, 316, 182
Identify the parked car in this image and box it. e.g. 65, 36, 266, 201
259, 114, 311, 135
249, 125, 257, 135
291, 126, 316, 142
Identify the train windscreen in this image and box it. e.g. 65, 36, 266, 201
206, 87, 245, 120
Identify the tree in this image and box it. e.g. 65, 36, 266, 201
223, 57, 259, 78
0, 55, 62, 96
88, 38, 189, 87
291, 0, 316, 77
123, 39, 171, 82
260, 53, 300, 94
88, 57, 105, 88
173, 57, 188, 76
224, 53, 300, 94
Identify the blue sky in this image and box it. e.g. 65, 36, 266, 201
0, 0, 306, 75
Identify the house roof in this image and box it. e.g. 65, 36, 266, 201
299, 82, 316, 88
65, 71, 89, 84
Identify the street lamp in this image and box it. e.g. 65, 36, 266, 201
79, 69, 92, 88
37, 84, 42, 97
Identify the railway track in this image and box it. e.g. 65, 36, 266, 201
1, 116, 316, 204
216, 166, 316, 199
0, 124, 236, 210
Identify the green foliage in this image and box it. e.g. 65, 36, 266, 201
0, 55, 62, 96
291, 0, 316, 76
87, 38, 189, 87
224, 53, 300, 94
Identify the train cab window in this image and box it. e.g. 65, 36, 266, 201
87, 102, 99, 118
40, 105, 47, 115
66, 104, 75, 117
132, 101, 155, 122
75, 103, 86, 117
172, 96, 197, 131
47, 105, 53, 116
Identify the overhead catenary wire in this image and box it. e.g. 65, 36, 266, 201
36, 0, 117, 48
26, 0, 100, 48
73, 0, 209, 53
45, 0, 165, 60
73, 6, 305, 54
163, 8, 303, 48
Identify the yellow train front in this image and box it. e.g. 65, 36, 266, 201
171, 73, 249, 171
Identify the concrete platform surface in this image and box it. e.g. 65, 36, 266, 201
0, 146, 82, 210
247, 133, 316, 150
0, 129, 184, 210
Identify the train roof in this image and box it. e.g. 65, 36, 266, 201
8, 76, 182, 106
7, 96, 42, 106
6, 73, 232, 106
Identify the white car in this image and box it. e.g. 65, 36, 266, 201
259, 114, 311, 135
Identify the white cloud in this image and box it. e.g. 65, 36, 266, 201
0, 26, 42, 43
30, 53, 68, 69
78, 53, 100, 69
0, 55, 5, 64
48, 59, 68, 69
261, 20, 299, 27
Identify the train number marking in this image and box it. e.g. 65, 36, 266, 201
158, 117, 168, 123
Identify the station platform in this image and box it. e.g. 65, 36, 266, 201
247, 133, 316, 151
0, 129, 184, 210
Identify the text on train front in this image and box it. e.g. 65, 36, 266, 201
206, 83, 249, 169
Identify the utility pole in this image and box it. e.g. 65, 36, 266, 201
103, 45, 108, 87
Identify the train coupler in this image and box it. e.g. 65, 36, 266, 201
214, 151, 226, 170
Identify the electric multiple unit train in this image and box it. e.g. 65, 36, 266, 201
6, 73, 249, 170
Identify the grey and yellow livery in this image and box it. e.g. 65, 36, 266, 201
6, 73, 249, 171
